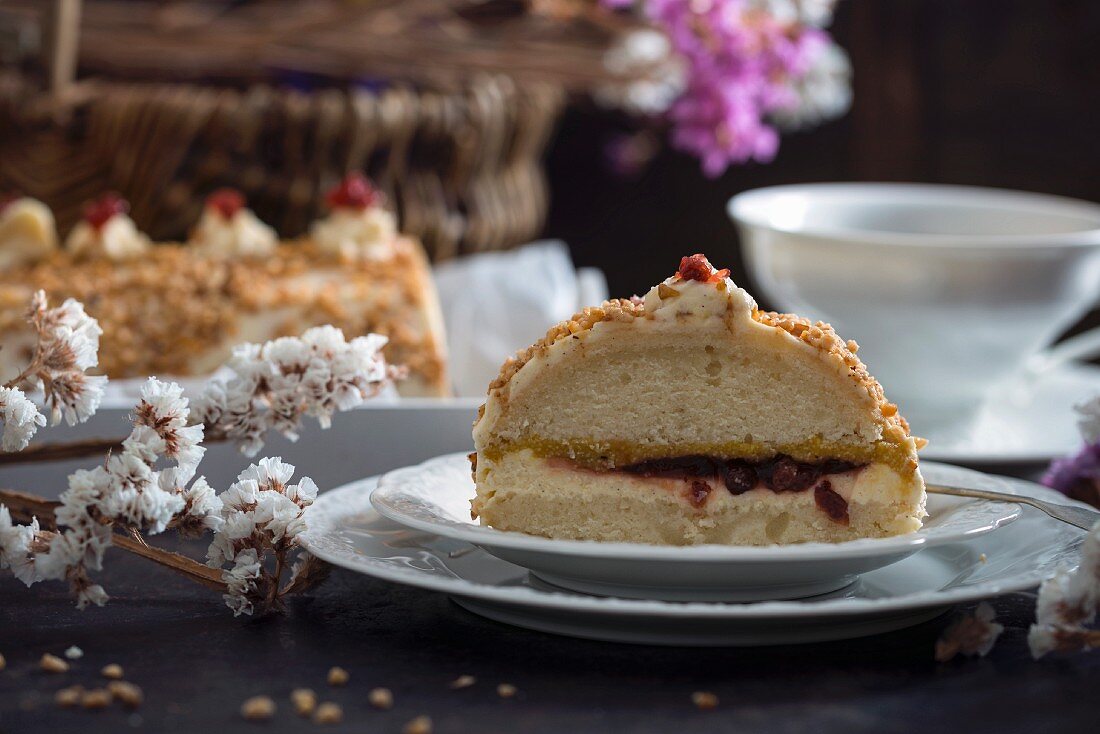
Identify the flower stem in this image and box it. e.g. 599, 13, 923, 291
268, 549, 286, 608
111, 534, 227, 592
0, 487, 226, 592
0, 431, 228, 466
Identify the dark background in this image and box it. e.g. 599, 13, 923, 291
546, 0, 1100, 302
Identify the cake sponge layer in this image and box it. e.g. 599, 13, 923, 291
473, 451, 926, 546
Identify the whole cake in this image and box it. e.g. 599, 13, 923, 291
0, 175, 449, 397
471, 254, 926, 545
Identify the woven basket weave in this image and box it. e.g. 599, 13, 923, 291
0, 72, 563, 260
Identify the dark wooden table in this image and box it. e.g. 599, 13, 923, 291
1, 461, 1097, 734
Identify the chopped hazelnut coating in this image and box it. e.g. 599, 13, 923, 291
80, 689, 112, 709
290, 688, 317, 717
107, 681, 143, 708
691, 691, 719, 710
39, 653, 69, 673
240, 695, 276, 721
101, 663, 124, 679
496, 683, 517, 698
403, 715, 434, 734
368, 687, 394, 710
54, 686, 83, 708
449, 674, 476, 689
326, 666, 350, 686
313, 702, 344, 725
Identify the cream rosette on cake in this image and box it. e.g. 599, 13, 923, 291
0, 197, 59, 268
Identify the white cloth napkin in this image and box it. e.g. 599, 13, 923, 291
433, 241, 609, 397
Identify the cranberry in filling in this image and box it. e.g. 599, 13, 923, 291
762, 456, 819, 492
814, 481, 850, 525
687, 480, 711, 508
722, 460, 756, 495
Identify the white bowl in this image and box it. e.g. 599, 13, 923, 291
728, 183, 1100, 436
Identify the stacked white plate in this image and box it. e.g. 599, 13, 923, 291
300, 454, 1090, 646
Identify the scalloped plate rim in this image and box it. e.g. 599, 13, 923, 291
301, 474, 1085, 619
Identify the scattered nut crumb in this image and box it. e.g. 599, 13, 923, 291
691, 691, 719, 710
64, 646, 83, 660
54, 686, 84, 708
290, 688, 317, 717
240, 695, 276, 721
402, 715, 433, 734
326, 666, 349, 686
313, 702, 343, 725
979, 553, 987, 563
40, 654, 69, 673
81, 689, 112, 710
496, 683, 517, 698
368, 687, 394, 710
108, 681, 143, 708
101, 663, 124, 679
0, 652, 5, 671
449, 674, 476, 689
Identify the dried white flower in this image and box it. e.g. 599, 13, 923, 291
0, 505, 42, 585
934, 602, 1004, 661
752, 0, 838, 27
223, 548, 263, 617
195, 327, 392, 456
207, 458, 318, 616
133, 378, 205, 473
0, 386, 46, 452
771, 42, 852, 131
1029, 519, 1100, 657
23, 291, 108, 426
1076, 396, 1100, 445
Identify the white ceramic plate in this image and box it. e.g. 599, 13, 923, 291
919, 362, 1099, 463
301, 474, 1086, 646
369, 455, 1020, 601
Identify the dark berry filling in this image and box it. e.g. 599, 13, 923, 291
622, 454, 862, 496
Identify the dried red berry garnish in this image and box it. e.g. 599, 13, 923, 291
676, 254, 730, 283
814, 481, 850, 525
206, 188, 245, 219
83, 193, 129, 230
325, 172, 384, 210
687, 480, 711, 508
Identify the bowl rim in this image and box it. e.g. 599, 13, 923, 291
727, 182, 1100, 250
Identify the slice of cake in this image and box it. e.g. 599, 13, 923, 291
471, 254, 926, 545
0, 177, 449, 397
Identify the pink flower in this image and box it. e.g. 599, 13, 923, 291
602, 0, 847, 176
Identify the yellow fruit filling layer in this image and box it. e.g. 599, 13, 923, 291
480, 436, 916, 475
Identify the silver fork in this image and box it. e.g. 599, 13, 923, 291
928, 484, 1100, 531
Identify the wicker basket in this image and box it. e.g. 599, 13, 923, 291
0, 71, 563, 260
